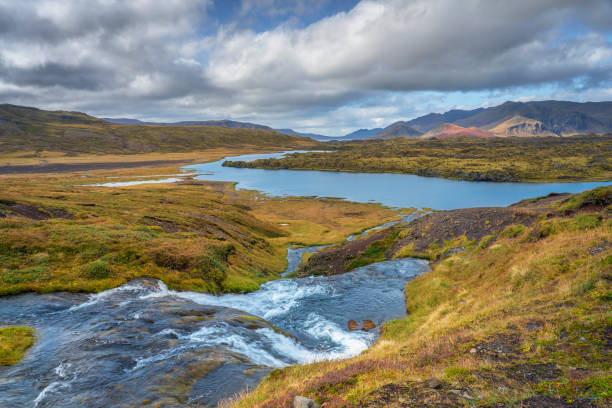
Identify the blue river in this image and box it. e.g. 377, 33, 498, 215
184, 151, 610, 209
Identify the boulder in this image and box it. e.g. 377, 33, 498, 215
361, 319, 376, 331
348, 320, 359, 331
294, 395, 319, 408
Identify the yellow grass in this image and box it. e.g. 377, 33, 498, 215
229, 204, 612, 407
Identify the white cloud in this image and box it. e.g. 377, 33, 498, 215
0, 0, 610, 133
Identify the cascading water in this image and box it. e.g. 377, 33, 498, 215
0, 252, 428, 407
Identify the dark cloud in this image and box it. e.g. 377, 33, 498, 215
0, 0, 610, 133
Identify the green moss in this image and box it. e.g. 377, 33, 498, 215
571, 214, 602, 230
500, 224, 525, 238
81, 260, 112, 279
0, 326, 36, 366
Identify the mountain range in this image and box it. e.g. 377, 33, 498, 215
103, 118, 379, 141
3, 100, 611, 150
105, 100, 612, 140
369, 100, 612, 139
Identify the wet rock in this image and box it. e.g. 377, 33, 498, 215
348, 319, 376, 331
294, 395, 319, 408
361, 320, 376, 331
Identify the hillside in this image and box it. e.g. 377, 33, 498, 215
401, 108, 487, 132
0, 104, 320, 154
487, 115, 558, 138
421, 123, 494, 139
223, 136, 612, 182
230, 186, 612, 408
370, 122, 423, 139
104, 117, 275, 130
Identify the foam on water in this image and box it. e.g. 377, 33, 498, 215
67, 282, 150, 311
174, 278, 330, 319
304, 313, 373, 358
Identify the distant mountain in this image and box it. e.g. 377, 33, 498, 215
274, 128, 333, 140
102, 117, 146, 125
103, 117, 274, 131
404, 108, 485, 132
295, 128, 384, 141
399, 100, 612, 137
103, 118, 384, 141
0, 104, 320, 154
421, 123, 494, 139
341, 128, 383, 140
370, 122, 423, 139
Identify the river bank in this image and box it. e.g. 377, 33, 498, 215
222, 136, 612, 183
229, 186, 612, 408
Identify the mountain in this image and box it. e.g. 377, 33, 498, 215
0, 104, 320, 154
274, 128, 333, 140
486, 115, 558, 137
400, 100, 612, 137
103, 118, 338, 140
103, 117, 274, 131
102, 117, 146, 125
421, 123, 494, 139
370, 122, 423, 139
404, 108, 486, 132
341, 128, 383, 139
281, 128, 384, 141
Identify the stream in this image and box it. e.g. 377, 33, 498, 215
2, 151, 610, 407
0, 254, 428, 407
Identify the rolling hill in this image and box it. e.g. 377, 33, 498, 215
0, 104, 320, 154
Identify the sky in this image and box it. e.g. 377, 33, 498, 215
1, 0, 612, 136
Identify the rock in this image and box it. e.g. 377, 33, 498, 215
348, 320, 359, 331
469, 348, 477, 353
361, 319, 376, 331
427, 378, 441, 389
294, 396, 319, 408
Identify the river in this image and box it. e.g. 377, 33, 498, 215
184, 151, 611, 209
1, 151, 610, 407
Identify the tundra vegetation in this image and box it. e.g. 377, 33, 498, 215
0, 326, 35, 366
0, 104, 320, 155
223, 136, 612, 182
0, 163, 397, 296
228, 186, 612, 407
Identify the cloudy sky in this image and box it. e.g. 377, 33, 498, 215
1, 0, 612, 135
